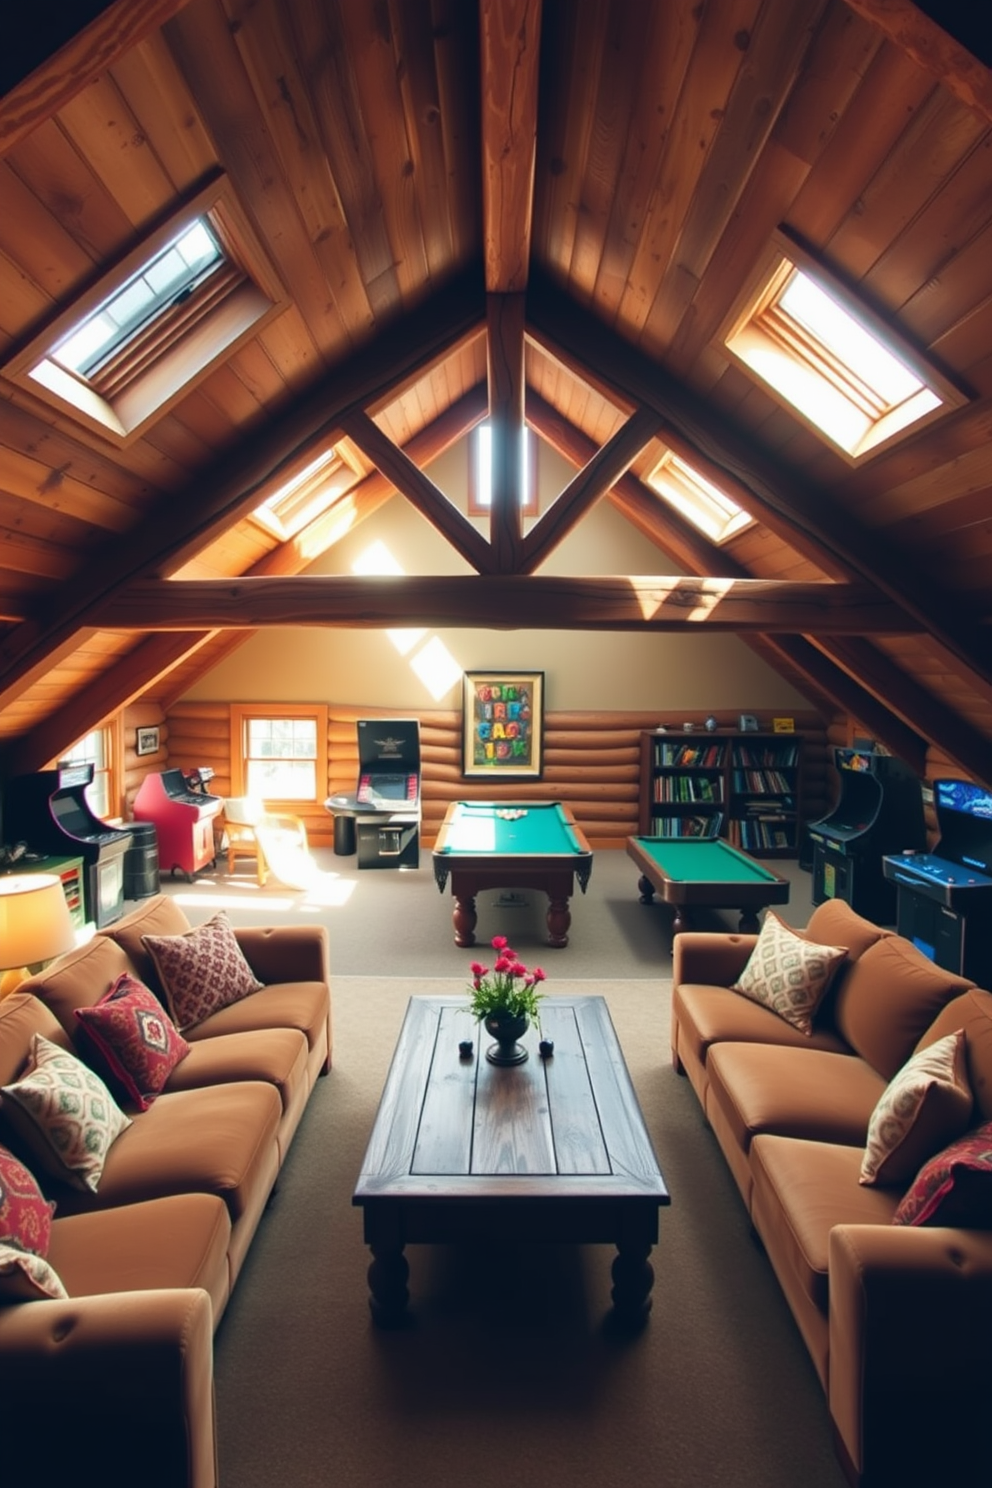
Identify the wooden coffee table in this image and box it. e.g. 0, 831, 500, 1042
353, 994, 669, 1327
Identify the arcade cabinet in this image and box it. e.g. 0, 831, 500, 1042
332, 719, 421, 869
807, 744, 925, 924
883, 779, 992, 983
133, 767, 224, 882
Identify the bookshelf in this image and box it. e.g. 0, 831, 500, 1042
638, 730, 802, 857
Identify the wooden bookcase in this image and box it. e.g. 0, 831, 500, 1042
638, 731, 803, 857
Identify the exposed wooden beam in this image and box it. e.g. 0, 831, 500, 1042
487, 293, 527, 570
480, 0, 542, 292
841, 0, 992, 124
526, 269, 992, 685
0, 0, 197, 156
97, 575, 916, 632
3, 386, 491, 775
341, 409, 494, 574
521, 405, 665, 572
761, 635, 928, 776
0, 270, 484, 714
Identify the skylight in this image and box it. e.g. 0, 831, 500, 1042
252, 448, 353, 542
724, 246, 960, 461
52, 221, 224, 380
470, 422, 536, 513
646, 452, 752, 545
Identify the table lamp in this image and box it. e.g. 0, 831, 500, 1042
0, 874, 76, 1000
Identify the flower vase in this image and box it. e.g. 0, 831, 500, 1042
483, 1012, 529, 1065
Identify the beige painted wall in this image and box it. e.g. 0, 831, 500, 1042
181, 434, 811, 713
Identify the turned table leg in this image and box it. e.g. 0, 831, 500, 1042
367, 1242, 410, 1327
452, 893, 477, 947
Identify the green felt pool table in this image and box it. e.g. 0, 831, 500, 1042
433, 801, 593, 947
626, 834, 790, 937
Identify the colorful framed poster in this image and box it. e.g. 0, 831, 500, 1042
462, 670, 544, 779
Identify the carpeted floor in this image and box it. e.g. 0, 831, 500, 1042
150, 847, 848, 1487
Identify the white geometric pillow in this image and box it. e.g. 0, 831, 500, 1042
0, 1034, 131, 1193
860, 1029, 973, 1187
732, 912, 847, 1035
0, 1240, 68, 1301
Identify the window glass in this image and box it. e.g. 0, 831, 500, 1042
245, 716, 318, 800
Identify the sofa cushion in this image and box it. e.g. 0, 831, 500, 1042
918, 989, 992, 1122
804, 899, 890, 961
0, 1034, 131, 1193
163, 1026, 308, 1114
99, 893, 192, 995
707, 1043, 885, 1155
831, 936, 975, 1080
860, 1030, 973, 1187
0, 1142, 54, 1256
181, 979, 330, 1059
732, 912, 847, 1034
16, 934, 134, 1040
893, 1120, 992, 1228
672, 983, 852, 1073
142, 912, 263, 1032
75, 973, 190, 1110
0, 1240, 68, 1302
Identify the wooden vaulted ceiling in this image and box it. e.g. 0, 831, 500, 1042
0, 0, 991, 784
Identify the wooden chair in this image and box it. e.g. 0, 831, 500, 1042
222, 798, 309, 887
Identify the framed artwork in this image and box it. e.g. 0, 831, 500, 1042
462, 670, 544, 779
135, 726, 160, 756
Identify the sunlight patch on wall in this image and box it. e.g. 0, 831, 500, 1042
352, 540, 462, 699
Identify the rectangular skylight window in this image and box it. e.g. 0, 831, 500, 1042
52, 221, 223, 379
723, 238, 961, 462
470, 422, 536, 513
647, 452, 752, 545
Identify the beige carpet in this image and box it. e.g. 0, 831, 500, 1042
212, 974, 848, 1488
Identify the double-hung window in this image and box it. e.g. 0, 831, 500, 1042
231, 706, 328, 806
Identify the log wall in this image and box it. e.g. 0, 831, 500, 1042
150, 701, 833, 850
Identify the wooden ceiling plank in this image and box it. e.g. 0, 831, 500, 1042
839, 0, 992, 124
430, 0, 482, 267
0, 0, 198, 157
486, 291, 526, 570
98, 573, 914, 633
4, 118, 137, 265
55, 72, 179, 230
390, 0, 458, 279
109, 31, 218, 192
480, 0, 542, 293
527, 270, 992, 682
0, 271, 483, 711
342, 407, 494, 574
521, 404, 664, 573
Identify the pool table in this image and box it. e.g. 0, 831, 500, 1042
626, 834, 789, 936
432, 801, 593, 948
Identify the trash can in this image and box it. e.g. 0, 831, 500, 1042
326, 794, 358, 856
123, 821, 160, 899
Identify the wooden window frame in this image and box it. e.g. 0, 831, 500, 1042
721, 229, 966, 464
646, 450, 753, 544
229, 704, 328, 809
3, 176, 287, 447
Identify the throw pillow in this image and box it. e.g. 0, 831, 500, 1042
861, 1029, 973, 1187
893, 1120, 992, 1227
731, 912, 847, 1035
0, 1143, 55, 1256
0, 1241, 68, 1302
141, 911, 263, 1032
75, 972, 190, 1111
0, 1034, 131, 1193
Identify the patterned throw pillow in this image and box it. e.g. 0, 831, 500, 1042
893, 1120, 992, 1227
732, 912, 847, 1035
860, 1029, 973, 1187
75, 972, 190, 1111
141, 911, 262, 1032
0, 1241, 68, 1301
0, 1143, 55, 1256
0, 1035, 131, 1193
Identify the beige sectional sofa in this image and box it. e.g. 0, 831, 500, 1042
672, 897, 992, 1488
0, 894, 331, 1488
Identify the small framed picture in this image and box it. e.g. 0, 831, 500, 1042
135, 726, 160, 757
462, 670, 544, 779
738, 714, 759, 733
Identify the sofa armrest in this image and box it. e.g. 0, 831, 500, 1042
0, 1287, 217, 1488
828, 1223, 992, 1486
672, 931, 757, 989
235, 923, 330, 985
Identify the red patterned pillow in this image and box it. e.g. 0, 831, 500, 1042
141, 911, 263, 1032
75, 973, 190, 1111
0, 1143, 54, 1256
893, 1120, 992, 1227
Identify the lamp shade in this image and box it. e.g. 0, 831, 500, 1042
0, 874, 76, 971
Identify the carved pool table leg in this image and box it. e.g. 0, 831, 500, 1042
637, 874, 655, 905
367, 1243, 410, 1327
545, 894, 571, 947
611, 1240, 654, 1326
452, 893, 477, 947
737, 907, 761, 933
